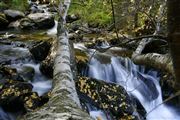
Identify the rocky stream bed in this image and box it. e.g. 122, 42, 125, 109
0, 1, 180, 120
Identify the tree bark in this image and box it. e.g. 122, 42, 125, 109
167, 0, 180, 90
132, 38, 173, 75
19, 0, 92, 119
132, 53, 173, 75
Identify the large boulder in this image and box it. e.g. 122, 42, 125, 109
27, 13, 55, 29
0, 13, 9, 30
76, 76, 138, 120
4, 9, 25, 22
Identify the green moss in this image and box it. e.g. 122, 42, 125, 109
0, 2, 8, 9
69, 0, 112, 28
2, 0, 28, 11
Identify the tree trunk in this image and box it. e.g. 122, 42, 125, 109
167, 0, 180, 90
19, 0, 92, 119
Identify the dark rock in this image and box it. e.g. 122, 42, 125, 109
19, 18, 36, 30
39, 0, 50, 4
40, 59, 53, 78
4, 9, 25, 22
66, 14, 80, 23
84, 42, 96, 49
0, 80, 47, 112
0, 80, 33, 112
0, 13, 9, 30
29, 41, 51, 61
75, 49, 89, 75
18, 66, 35, 82
0, 66, 24, 83
142, 39, 168, 54
40, 39, 57, 78
27, 13, 55, 29
76, 76, 138, 119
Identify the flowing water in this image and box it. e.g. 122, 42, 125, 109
0, 36, 52, 120
85, 53, 180, 120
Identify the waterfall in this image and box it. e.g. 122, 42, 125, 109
86, 55, 180, 120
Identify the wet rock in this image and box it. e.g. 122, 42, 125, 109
0, 80, 48, 112
76, 76, 137, 119
29, 4, 44, 13
40, 39, 57, 78
0, 66, 24, 83
0, 80, 33, 112
18, 66, 35, 82
19, 18, 36, 29
75, 49, 89, 75
29, 41, 51, 61
0, 13, 9, 30
27, 13, 55, 29
4, 9, 25, 22
0, 42, 31, 65
8, 20, 20, 29
40, 60, 53, 78
84, 42, 96, 49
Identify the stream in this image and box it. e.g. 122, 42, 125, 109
74, 43, 180, 120
86, 51, 180, 120
0, 1, 179, 119
0, 31, 53, 120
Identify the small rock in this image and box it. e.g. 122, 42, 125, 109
0, 66, 24, 83
18, 66, 35, 82
19, 17, 36, 29
66, 14, 80, 23
29, 41, 51, 61
8, 20, 20, 29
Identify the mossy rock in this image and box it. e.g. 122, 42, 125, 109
19, 17, 36, 30
75, 49, 89, 74
0, 13, 9, 30
0, 66, 24, 83
75, 49, 89, 63
76, 76, 137, 120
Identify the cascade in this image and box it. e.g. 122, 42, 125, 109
0, 37, 52, 120
86, 54, 180, 120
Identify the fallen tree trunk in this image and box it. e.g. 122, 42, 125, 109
132, 53, 174, 75
19, 0, 92, 119
132, 37, 174, 75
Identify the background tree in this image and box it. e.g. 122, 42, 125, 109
167, 0, 180, 90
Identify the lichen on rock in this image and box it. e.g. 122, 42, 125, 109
76, 76, 138, 120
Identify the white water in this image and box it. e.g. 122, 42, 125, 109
87, 56, 180, 120
47, 20, 58, 35
11, 63, 52, 96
